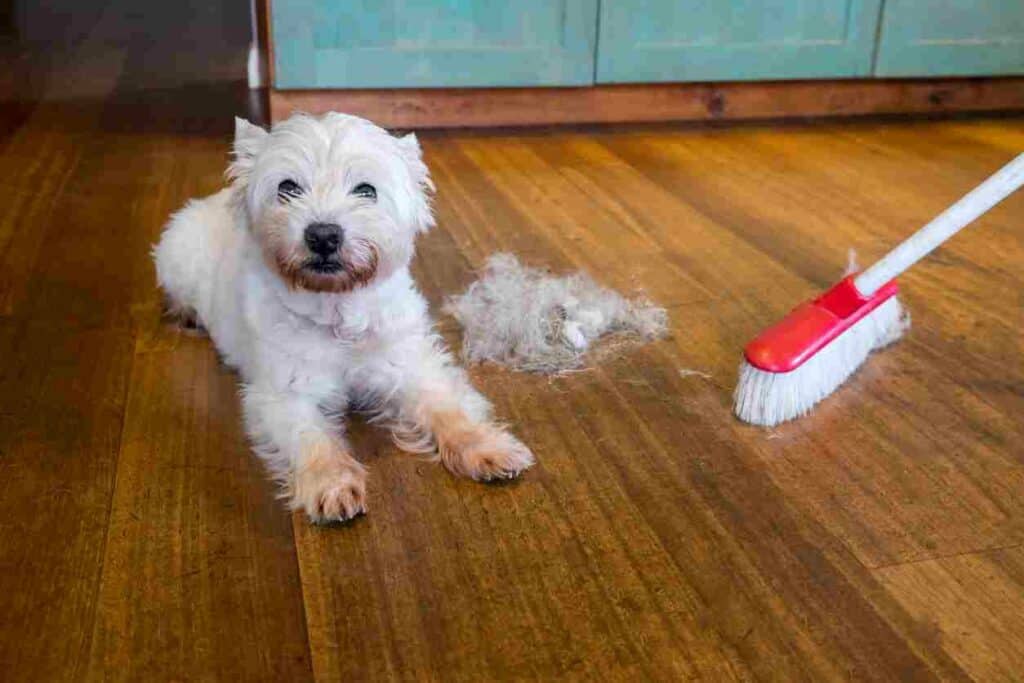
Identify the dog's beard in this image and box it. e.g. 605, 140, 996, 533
267, 234, 380, 293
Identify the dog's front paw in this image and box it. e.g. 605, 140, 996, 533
445, 427, 535, 482
294, 457, 368, 524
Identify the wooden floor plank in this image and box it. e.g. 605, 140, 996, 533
876, 546, 1024, 681
0, 98, 123, 316
85, 339, 313, 682
0, 320, 134, 681
941, 119, 1024, 152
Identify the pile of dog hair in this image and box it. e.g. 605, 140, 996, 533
444, 253, 668, 374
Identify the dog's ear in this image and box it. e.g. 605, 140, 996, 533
396, 133, 435, 234
228, 117, 269, 183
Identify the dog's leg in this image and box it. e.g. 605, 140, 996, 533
381, 350, 535, 481
417, 399, 535, 481
242, 386, 367, 522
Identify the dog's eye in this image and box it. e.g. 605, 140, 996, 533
277, 179, 302, 201
352, 183, 376, 201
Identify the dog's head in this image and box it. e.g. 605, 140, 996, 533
229, 112, 434, 293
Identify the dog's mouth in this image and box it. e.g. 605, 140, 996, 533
272, 238, 380, 294
303, 258, 344, 274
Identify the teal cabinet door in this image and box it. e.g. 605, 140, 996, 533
875, 1, 1024, 76
272, 0, 599, 88
596, 0, 883, 83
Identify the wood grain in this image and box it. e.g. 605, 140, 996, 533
876, 546, 1024, 681
85, 341, 313, 682
270, 78, 1024, 128
4, 15, 1024, 680
0, 321, 134, 681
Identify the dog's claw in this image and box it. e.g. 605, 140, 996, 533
461, 433, 535, 482
314, 482, 367, 523
296, 463, 368, 524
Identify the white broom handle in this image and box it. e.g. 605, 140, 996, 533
855, 152, 1024, 296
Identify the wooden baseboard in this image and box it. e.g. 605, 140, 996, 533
269, 78, 1024, 128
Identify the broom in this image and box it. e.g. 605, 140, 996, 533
734, 153, 1024, 427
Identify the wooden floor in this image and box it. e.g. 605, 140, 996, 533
4, 15, 1024, 683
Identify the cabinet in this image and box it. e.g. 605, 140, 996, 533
597, 1, 883, 83
269, 1, 1024, 88
874, 0, 1024, 77
271, 0, 598, 88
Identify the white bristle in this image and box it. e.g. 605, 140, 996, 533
733, 296, 911, 427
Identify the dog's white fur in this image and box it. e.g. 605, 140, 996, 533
154, 112, 533, 523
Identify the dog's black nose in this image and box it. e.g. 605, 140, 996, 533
304, 222, 342, 256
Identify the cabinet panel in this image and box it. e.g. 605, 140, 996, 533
597, 0, 884, 83
272, 0, 599, 88
875, 0, 1024, 76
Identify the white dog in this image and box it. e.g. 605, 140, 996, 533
154, 112, 534, 523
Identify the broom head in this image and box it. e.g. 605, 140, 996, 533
734, 276, 909, 427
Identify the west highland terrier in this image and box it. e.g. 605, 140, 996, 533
154, 112, 534, 523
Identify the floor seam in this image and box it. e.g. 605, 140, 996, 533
870, 541, 1024, 572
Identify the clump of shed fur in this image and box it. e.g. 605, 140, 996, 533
444, 253, 667, 373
